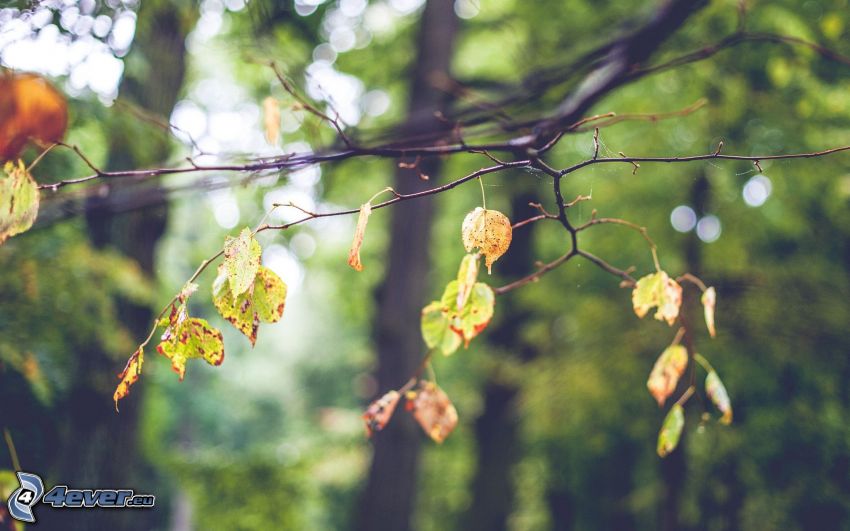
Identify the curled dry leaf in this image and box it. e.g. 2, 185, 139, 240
348, 202, 372, 272
262, 96, 281, 145
362, 390, 401, 437
223, 227, 262, 297
461, 207, 512, 273
0, 73, 68, 161
706, 369, 733, 425
407, 381, 458, 443
632, 271, 682, 326
113, 348, 144, 411
657, 403, 685, 458
647, 345, 688, 407
702, 286, 717, 338
0, 160, 39, 245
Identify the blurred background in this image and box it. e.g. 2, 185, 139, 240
1, 0, 850, 529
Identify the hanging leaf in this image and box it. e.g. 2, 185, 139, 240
461, 207, 512, 273
213, 264, 287, 345
657, 403, 685, 457
407, 381, 458, 443
632, 271, 682, 326
0, 160, 40, 245
702, 286, 717, 338
113, 348, 144, 411
647, 345, 688, 407
421, 301, 463, 355
348, 202, 372, 272
706, 369, 733, 424
455, 253, 480, 310
157, 316, 224, 381
362, 390, 401, 437
0, 73, 68, 161
421, 278, 495, 355
223, 227, 262, 297
262, 96, 281, 145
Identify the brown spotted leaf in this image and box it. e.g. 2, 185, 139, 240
408, 381, 458, 443
213, 264, 286, 345
348, 202, 372, 272
0, 160, 39, 245
647, 345, 688, 407
253, 266, 287, 323
223, 227, 262, 297
157, 316, 224, 380
113, 347, 144, 411
461, 207, 512, 274
363, 390, 401, 436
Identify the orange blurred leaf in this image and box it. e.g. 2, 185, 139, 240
408, 381, 458, 443
362, 390, 401, 436
113, 348, 144, 412
647, 344, 688, 407
0, 73, 68, 161
348, 202, 372, 271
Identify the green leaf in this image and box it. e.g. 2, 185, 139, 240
455, 253, 480, 310
0, 160, 39, 245
157, 315, 224, 381
657, 403, 685, 457
632, 270, 682, 326
706, 370, 733, 424
421, 301, 463, 355
647, 345, 688, 407
212, 264, 287, 346
253, 266, 287, 323
223, 227, 262, 297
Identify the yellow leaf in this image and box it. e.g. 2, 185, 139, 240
632, 271, 682, 326
362, 390, 401, 437
348, 202, 372, 271
455, 253, 480, 310
702, 286, 717, 338
262, 96, 281, 145
113, 348, 144, 412
407, 381, 458, 443
0, 73, 68, 160
706, 369, 733, 425
461, 207, 512, 274
647, 345, 688, 407
0, 160, 39, 245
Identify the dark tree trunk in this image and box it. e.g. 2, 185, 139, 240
39, 3, 195, 530
464, 189, 540, 531
356, 2, 459, 531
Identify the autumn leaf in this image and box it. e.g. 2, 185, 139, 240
632, 271, 682, 326
702, 286, 717, 338
0, 160, 39, 245
113, 348, 143, 411
461, 207, 512, 273
421, 277, 495, 355
407, 381, 458, 443
0, 73, 68, 161
455, 253, 480, 310
348, 202, 372, 272
657, 403, 685, 457
157, 314, 224, 380
647, 345, 688, 407
363, 390, 401, 437
223, 227, 262, 297
213, 264, 287, 345
706, 369, 733, 424
262, 96, 281, 145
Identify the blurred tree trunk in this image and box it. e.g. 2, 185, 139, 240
356, 2, 458, 531
464, 189, 540, 531
40, 2, 196, 530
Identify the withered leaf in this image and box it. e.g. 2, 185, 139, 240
113, 347, 144, 411
157, 316, 224, 381
262, 96, 281, 145
702, 286, 717, 338
461, 207, 512, 274
647, 345, 688, 407
632, 271, 682, 326
363, 390, 401, 436
407, 381, 458, 443
348, 202, 372, 272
